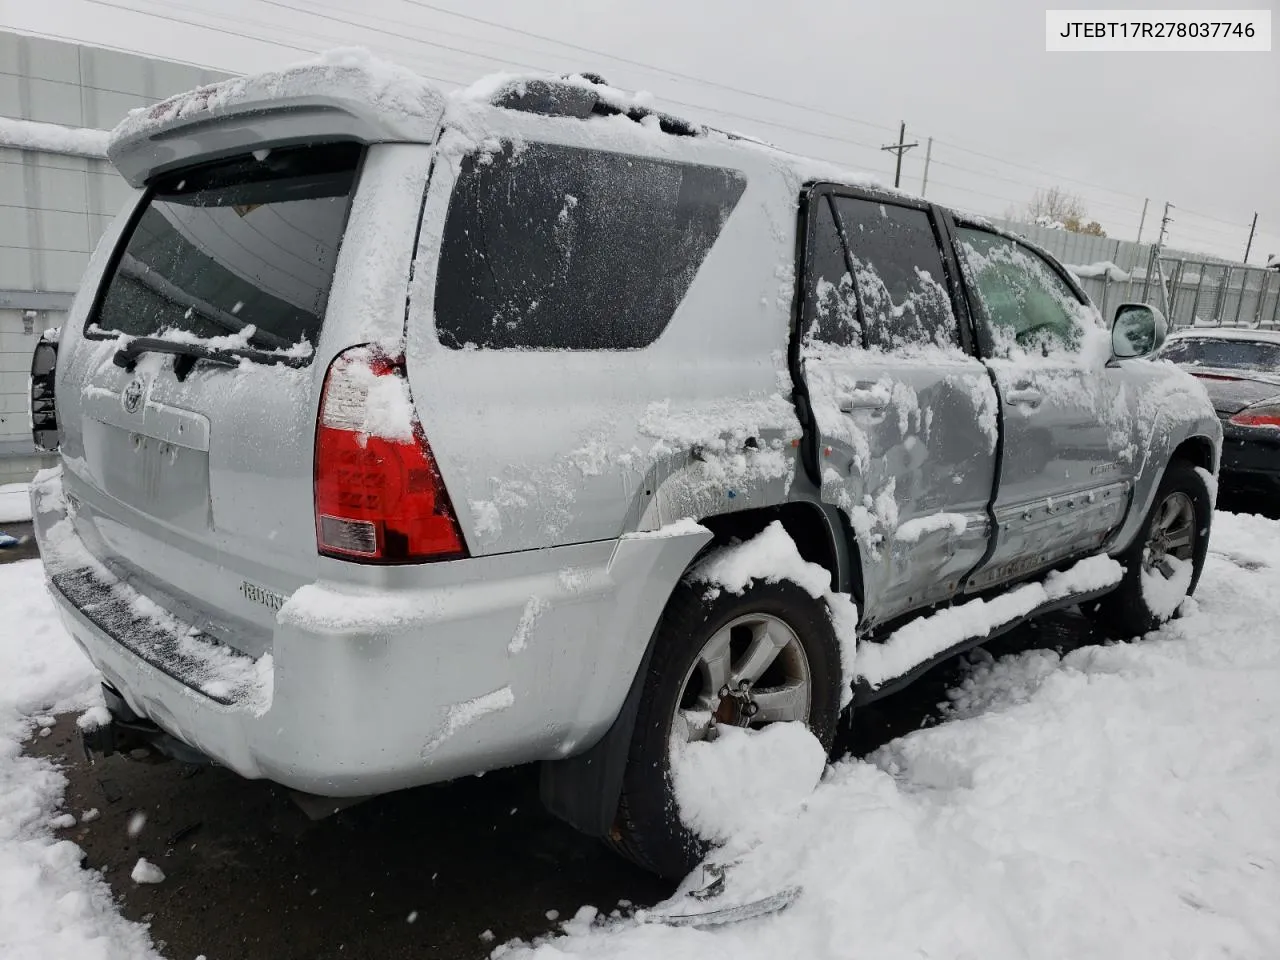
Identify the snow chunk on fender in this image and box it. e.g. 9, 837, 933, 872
691, 521, 831, 598
691, 522, 860, 708
671, 723, 826, 844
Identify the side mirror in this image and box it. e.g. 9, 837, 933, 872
1111, 303, 1167, 360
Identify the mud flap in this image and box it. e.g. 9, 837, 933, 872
538, 619, 660, 837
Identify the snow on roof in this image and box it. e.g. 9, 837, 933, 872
0, 117, 109, 159
106, 47, 887, 196
109, 47, 446, 153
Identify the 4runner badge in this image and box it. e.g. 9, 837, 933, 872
122, 378, 144, 414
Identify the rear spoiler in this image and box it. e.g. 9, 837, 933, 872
107, 51, 446, 188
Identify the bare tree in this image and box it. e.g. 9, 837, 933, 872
1027, 186, 1087, 224
1024, 187, 1106, 237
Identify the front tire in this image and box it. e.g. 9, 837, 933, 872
606, 577, 842, 879
1092, 460, 1211, 637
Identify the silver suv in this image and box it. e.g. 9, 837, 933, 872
30, 56, 1221, 878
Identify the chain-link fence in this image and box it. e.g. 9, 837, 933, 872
1071, 253, 1280, 331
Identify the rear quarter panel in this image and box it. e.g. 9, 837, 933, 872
404, 107, 805, 555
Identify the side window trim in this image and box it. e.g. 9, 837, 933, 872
818, 183, 976, 357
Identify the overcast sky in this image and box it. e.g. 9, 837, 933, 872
3, 0, 1277, 261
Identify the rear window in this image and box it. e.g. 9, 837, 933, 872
434, 141, 746, 350
89, 142, 362, 361
1159, 337, 1280, 373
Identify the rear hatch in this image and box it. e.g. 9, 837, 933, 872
55, 142, 365, 657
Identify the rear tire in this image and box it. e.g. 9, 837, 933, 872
605, 577, 842, 880
1090, 460, 1211, 637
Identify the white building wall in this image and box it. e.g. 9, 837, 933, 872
0, 31, 227, 484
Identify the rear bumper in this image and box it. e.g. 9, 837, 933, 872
32, 467, 708, 797
1219, 424, 1280, 493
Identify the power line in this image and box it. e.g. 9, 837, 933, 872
394, 0, 900, 135
81, 0, 894, 164
19, 8, 1261, 258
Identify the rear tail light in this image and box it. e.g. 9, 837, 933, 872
314, 345, 467, 563
1230, 402, 1280, 429
30, 332, 60, 452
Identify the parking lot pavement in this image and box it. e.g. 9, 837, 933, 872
25, 611, 1106, 960
0, 521, 37, 564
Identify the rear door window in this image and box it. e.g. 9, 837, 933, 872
434, 141, 746, 350
833, 197, 960, 351
90, 142, 362, 360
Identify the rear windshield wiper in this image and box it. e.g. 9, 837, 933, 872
113, 337, 309, 381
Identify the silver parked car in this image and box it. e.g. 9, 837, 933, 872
30, 56, 1221, 878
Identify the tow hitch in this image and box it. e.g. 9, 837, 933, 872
79, 684, 210, 766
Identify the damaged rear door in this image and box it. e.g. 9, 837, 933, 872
797, 186, 999, 629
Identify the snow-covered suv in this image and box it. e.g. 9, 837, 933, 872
30, 53, 1221, 879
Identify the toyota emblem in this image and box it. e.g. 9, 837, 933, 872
122, 378, 144, 414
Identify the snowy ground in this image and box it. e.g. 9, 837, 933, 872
3, 511, 1280, 959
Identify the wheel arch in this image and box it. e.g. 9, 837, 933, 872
540, 498, 857, 837
1110, 431, 1220, 556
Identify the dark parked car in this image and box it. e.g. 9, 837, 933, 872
1159, 328, 1280, 498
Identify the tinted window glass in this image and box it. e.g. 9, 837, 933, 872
803, 195, 861, 347
834, 197, 959, 351
435, 142, 746, 350
956, 227, 1086, 358
92, 143, 360, 359
1159, 337, 1280, 373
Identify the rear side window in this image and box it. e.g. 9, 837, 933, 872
833, 197, 959, 351
90, 143, 362, 360
434, 141, 746, 350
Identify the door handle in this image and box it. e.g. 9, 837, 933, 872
838, 390, 889, 413
1005, 387, 1043, 407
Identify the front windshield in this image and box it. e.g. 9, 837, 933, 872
1159, 336, 1280, 374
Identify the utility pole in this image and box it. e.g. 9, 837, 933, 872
1157, 201, 1174, 248
880, 121, 918, 190
920, 136, 933, 196
1243, 212, 1258, 264
1134, 198, 1149, 244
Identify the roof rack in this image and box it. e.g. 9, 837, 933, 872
488, 76, 704, 138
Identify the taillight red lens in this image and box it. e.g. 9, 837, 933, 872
1229, 404, 1280, 429
314, 346, 467, 563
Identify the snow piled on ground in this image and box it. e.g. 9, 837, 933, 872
0, 484, 31, 525
498, 510, 1280, 960
671, 723, 827, 844
0, 560, 159, 960
5, 512, 1280, 959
